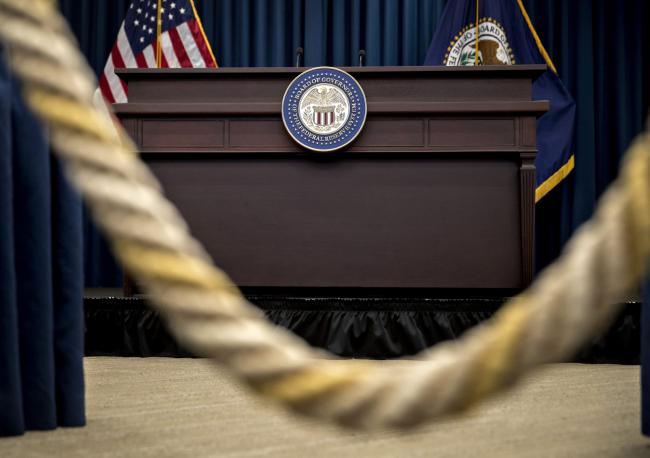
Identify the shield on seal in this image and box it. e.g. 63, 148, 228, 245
313, 106, 335, 127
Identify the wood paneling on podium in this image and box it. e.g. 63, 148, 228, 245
115, 66, 547, 293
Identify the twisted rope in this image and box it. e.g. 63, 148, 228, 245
1, 0, 649, 430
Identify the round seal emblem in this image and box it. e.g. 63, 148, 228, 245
444, 18, 515, 66
282, 67, 367, 152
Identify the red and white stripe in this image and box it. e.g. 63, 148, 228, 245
99, 19, 216, 104
315, 111, 335, 126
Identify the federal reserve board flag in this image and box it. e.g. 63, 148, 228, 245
424, 0, 576, 202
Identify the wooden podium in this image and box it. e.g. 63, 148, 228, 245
115, 65, 547, 293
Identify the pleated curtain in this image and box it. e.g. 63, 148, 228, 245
0, 56, 85, 437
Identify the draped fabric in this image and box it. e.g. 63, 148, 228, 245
422, 0, 577, 201
59, 0, 650, 285
83, 295, 641, 363
0, 57, 85, 437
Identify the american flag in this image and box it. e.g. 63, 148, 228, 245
100, 0, 217, 104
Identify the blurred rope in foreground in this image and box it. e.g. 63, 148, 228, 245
1, 0, 649, 430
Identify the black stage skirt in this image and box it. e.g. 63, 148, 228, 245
84, 292, 640, 363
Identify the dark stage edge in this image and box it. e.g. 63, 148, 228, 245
84, 294, 641, 362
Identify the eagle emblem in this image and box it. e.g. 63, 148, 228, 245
300, 85, 349, 133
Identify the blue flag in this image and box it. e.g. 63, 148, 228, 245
424, 0, 575, 201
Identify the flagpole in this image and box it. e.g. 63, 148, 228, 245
474, 0, 480, 65
156, 0, 163, 68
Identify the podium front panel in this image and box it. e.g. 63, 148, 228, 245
148, 155, 521, 288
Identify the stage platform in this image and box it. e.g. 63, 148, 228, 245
0, 358, 646, 457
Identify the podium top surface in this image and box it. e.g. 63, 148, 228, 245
114, 64, 548, 119
117, 64, 547, 79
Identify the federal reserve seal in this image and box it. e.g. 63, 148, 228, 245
282, 67, 367, 152
444, 18, 515, 66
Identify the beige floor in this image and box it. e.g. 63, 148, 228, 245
0, 358, 649, 458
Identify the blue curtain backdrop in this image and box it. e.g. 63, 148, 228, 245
0, 56, 85, 436
59, 0, 650, 284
